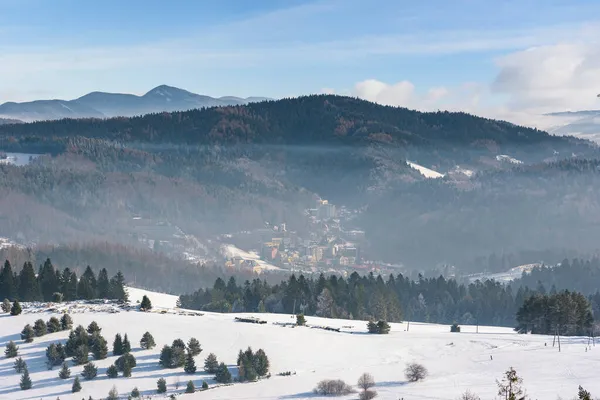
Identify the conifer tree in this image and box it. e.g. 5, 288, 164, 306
91, 334, 108, 360
109, 271, 128, 301
10, 300, 22, 315
13, 357, 26, 373
72, 376, 82, 393
122, 358, 133, 377
0, 260, 16, 300
184, 351, 197, 374
202, 381, 209, 390
187, 337, 202, 356
215, 362, 232, 383
46, 343, 65, 368
1, 298, 11, 313
204, 353, 219, 373
185, 380, 195, 393
5, 340, 18, 358
254, 349, 270, 377
58, 362, 71, 379
39, 258, 59, 301
60, 313, 73, 330
81, 362, 98, 380
296, 314, 306, 326
131, 387, 140, 398
21, 324, 34, 343
77, 266, 97, 300
107, 385, 118, 400
97, 268, 110, 299
113, 333, 124, 356
116, 353, 137, 372
19, 366, 32, 390
46, 316, 61, 333
578, 386, 592, 400
34, 319, 47, 337
87, 321, 101, 335
18, 262, 40, 301
73, 345, 89, 365
140, 331, 156, 349
157, 377, 167, 393
106, 364, 118, 378
140, 295, 152, 311
159, 345, 173, 368
61, 269, 78, 301
496, 367, 525, 400
122, 333, 131, 353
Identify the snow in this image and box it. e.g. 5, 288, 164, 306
406, 161, 444, 179
1, 288, 599, 400
496, 154, 523, 164
467, 263, 543, 283
221, 244, 283, 272
126, 287, 179, 309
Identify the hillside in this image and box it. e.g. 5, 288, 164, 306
0, 289, 597, 400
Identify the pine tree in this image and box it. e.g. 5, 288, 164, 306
122, 333, 131, 353
60, 313, 73, 330
157, 377, 167, 393
46, 316, 61, 333
97, 268, 110, 299
204, 353, 219, 373
187, 337, 202, 356
58, 362, 71, 379
202, 381, 209, 390
21, 324, 34, 342
77, 266, 97, 300
81, 362, 98, 380
109, 271, 128, 301
377, 320, 391, 334
87, 321, 101, 335
116, 353, 137, 372
215, 362, 232, 383
296, 314, 306, 326
316, 288, 335, 318
107, 385, 118, 400
73, 345, 89, 365
113, 333, 124, 356
254, 349, 270, 377
39, 258, 59, 301
5, 341, 18, 358
1, 298, 11, 313
106, 364, 118, 378
578, 386, 592, 400
91, 334, 108, 360
140, 295, 152, 311
10, 300, 22, 315
46, 343, 65, 368
185, 380, 195, 393
0, 260, 16, 300
159, 345, 173, 368
61, 269, 78, 301
18, 262, 40, 301
140, 331, 156, 349
72, 376, 82, 393
122, 357, 133, 377
496, 367, 525, 400
34, 319, 47, 337
19, 366, 32, 390
131, 387, 140, 398
184, 351, 197, 374
13, 357, 26, 373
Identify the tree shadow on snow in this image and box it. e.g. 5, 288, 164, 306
375, 380, 409, 388
279, 391, 321, 399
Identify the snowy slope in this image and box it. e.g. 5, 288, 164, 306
407, 161, 444, 179
1, 293, 598, 400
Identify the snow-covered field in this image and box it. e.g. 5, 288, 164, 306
407, 161, 444, 179
1, 288, 598, 400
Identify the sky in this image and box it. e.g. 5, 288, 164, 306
1, 0, 600, 127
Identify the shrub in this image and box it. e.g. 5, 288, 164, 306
204, 353, 219, 373
60, 313, 73, 330
1, 298, 10, 313
33, 319, 47, 337
215, 362, 232, 383
187, 337, 202, 356
405, 362, 428, 382
131, 387, 140, 398
202, 381, 209, 390
72, 376, 82, 393
106, 364, 119, 378
10, 300, 22, 315
5, 341, 18, 358
13, 357, 26, 373
451, 323, 461, 333
140, 295, 152, 311
359, 390, 378, 400
458, 390, 481, 400
140, 331, 156, 350
186, 380, 195, 393
157, 377, 167, 393
113, 333, 124, 356
46, 317, 61, 333
81, 362, 98, 380
21, 324, 34, 343
296, 314, 306, 326
314, 379, 355, 396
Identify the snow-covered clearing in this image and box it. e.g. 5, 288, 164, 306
496, 154, 523, 164
221, 244, 282, 272
407, 161, 444, 179
1, 288, 598, 400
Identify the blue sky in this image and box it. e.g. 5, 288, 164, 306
1, 0, 600, 123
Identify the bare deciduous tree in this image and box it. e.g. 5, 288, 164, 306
405, 362, 428, 382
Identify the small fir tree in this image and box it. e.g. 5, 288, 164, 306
47, 316, 62, 333
187, 337, 202, 356
157, 377, 167, 393
58, 362, 71, 379
81, 362, 98, 380
172, 338, 185, 349
254, 349, 270, 377
204, 353, 219, 373
73, 344, 89, 365
33, 318, 47, 337
107, 385, 119, 400
46, 343, 65, 368
296, 314, 306, 326
60, 313, 73, 330
5, 340, 18, 358
140, 295, 152, 311
51, 292, 64, 303
122, 358, 133, 377
202, 381, 209, 390
122, 334, 131, 353
91, 334, 108, 360
106, 364, 118, 378
113, 333, 124, 356
131, 387, 140, 398
184, 351, 197, 374
72, 376, 82, 393
87, 321, 101, 335
21, 324, 35, 343
11, 300, 22, 315
13, 357, 26, 373
185, 380, 195, 393
1, 298, 10, 313
171, 345, 186, 368
140, 331, 156, 349
159, 345, 173, 368
215, 362, 232, 383
116, 353, 137, 371
19, 366, 32, 390
496, 367, 525, 400
578, 386, 591, 400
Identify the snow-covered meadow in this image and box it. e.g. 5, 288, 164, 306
1, 288, 598, 400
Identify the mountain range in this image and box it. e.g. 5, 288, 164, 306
0, 85, 271, 122
546, 109, 600, 142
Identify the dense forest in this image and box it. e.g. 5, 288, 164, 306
179, 258, 600, 330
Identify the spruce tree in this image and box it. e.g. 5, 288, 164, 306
5, 340, 18, 358
72, 376, 82, 393
39, 258, 59, 301
140, 331, 156, 349
171, 345, 186, 368
116, 353, 137, 372
172, 338, 185, 350
185, 380, 195, 393
19, 366, 32, 390
109, 271, 128, 301
61, 269, 78, 301
159, 345, 173, 368
46, 343, 65, 368
0, 260, 16, 300
215, 362, 232, 383
91, 334, 108, 360
131, 387, 140, 398
122, 333, 131, 353
46, 316, 61, 333
97, 268, 110, 299
254, 349, 270, 377
21, 324, 34, 342
58, 362, 71, 379
34, 318, 47, 336
13, 357, 26, 373
1, 298, 10, 313
184, 351, 197, 374
107, 385, 119, 400
187, 337, 202, 356
60, 313, 73, 330
73, 345, 89, 365
113, 333, 124, 356
140, 295, 152, 311
18, 262, 40, 301
10, 300, 22, 315
106, 364, 118, 378
202, 381, 209, 390
579, 386, 592, 400
296, 314, 306, 326
157, 377, 167, 393
77, 266, 97, 300
204, 353, 219, 373
87, 321, 102, 335
122, 357, 133, 377
81, 362, 98, 380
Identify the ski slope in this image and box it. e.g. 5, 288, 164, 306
1, 288, 599, 400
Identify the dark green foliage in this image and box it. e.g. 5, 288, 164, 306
367, 320, 390, 334
107, 385, 119, 400
66, 325, 89, 357
72, 376, 82, 393
204, 353, 219, 373
97, 268, 110, 299
172, 338, 185, 350
52, 292, 64, 302
106, 364, 118, 378
39, 258, 59, 301
131, 387, 140, 398
19, 366, 32, 390
46, 343, 66, 368
91, 333, 108, 360
254, 349, 270, 377
122, 334, 131, 353
10, 300, 22, 315
171, 346, 186, 368
34, 319, 47, 337
47, 317, 62, 333
81, 362, 98, 380
159, 345, 173, 368
140, 295, 152, 311
451, 323, 461, 333
185, 380, 195, 393
77, 266, 97, 300
112, 333, 124, 356
21, 324, 34, 342
0, 261, 16, 300
87, 321, 101, 335
58, 362, 71, 379
116, 353, 137, 372
157, 377, 167, 393
496, 367, 524, 400
109, 271, 128, 301
578, 386, 592, 400
215, 362, 232, 383
73, 345, 89, 365
2, 298, 11, 313
13, 357, 26, 373
296, 314, 306, 326
60, 269, 78, 301
60, 313, 73, 330
184, 351, 196, 374
122, 357, 133, 377
237, 347, 269, 381
18, 262, 40, 301
140, 331, 156, 350
5, 341, 18, 358
187, 337, 201, 356
202, 381, 209, 390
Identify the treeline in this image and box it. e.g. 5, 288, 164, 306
0, 259, 127, 302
